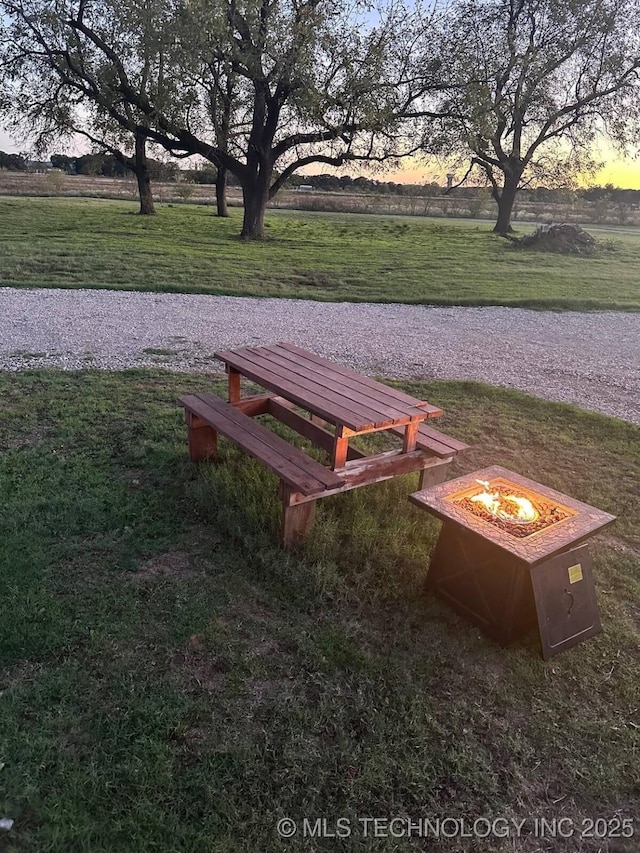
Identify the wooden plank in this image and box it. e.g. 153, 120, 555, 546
286, 453, 453, 504
185, 412, 217, 462
419, 464, 449, 490
238, 346, 401, 430
390, 423, 471, 458
403, 421, 419, 453
231, 393, 272, 416
332, 432, 350, 470
194, 393, 272, 418
272, 343, 440, 420
215, 348, 379, 431
227, 368, 241, 403
185, 395, 329, 495
267, 398, 366, 461
195, 393, 343, 490
340, 451, 452, 490
278, 342, 444, 418
180, 394, 342, 494
279, 485, 317, 548
413, 423, 471, 454
250, 345, 425, 425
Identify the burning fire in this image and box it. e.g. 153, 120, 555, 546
470, 480, 539, 524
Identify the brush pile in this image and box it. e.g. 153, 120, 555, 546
506, 223, 596, 255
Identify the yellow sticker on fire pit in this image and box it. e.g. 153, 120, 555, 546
568, 564, 584, 584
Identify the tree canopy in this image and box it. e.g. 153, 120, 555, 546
0, 0, 438, 236
427, 0, 640, 232
1, 0, 639, 235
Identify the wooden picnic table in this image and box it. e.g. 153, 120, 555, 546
214, 342, 444, 469
179, 342, 470, 547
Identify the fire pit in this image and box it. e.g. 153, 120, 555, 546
450, 476, 576, 537
409, 466, 616, 658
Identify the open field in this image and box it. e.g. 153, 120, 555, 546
0, 197, 639, 310
2, 170, 640, 227
0, 370, 638, 852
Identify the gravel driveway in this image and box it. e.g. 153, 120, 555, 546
1, 287, 638, 424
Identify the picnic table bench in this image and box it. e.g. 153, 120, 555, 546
179, 342, 471, 547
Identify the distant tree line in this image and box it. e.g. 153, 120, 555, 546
3, 149, 640, 211
49, 153, 178, 182
0, 150, 27, 170
284, 174, 640, 206
2, 0, 639, 237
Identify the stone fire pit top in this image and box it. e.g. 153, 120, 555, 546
409, 465, 616, 566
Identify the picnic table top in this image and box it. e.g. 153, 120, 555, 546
214, 342, 443, 433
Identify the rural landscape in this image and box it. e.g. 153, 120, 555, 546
1, 0, 639, 851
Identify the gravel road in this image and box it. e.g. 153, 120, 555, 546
1, 287, 638, 424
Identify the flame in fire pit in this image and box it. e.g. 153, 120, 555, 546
470, 480, 539, 524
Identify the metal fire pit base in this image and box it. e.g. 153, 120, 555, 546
428, 522, 600, 658
409, 466, 616, 659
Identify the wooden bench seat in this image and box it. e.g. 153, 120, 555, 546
179, 393, 343, 497
179, 392, 470, 548
391, 423, 471, 459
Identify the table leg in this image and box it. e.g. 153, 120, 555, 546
185, 412, 218, 462
418, 461, 450, 490
403, 421, 419, 453
332, 427, 350, 470
227, 368, 241, 403
280, 485, 317, 548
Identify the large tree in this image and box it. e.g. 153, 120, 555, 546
0, 0, 436, 237
429, 0, 640, 233
0, 0, 183, 214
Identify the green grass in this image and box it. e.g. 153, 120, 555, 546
1, 196, 639, 310
0, 370, 638, 852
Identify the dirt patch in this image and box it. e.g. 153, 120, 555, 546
250, 638, 283, 658
600, 534, 640, 559
3, 430, 49, 450
170, 642, 230, 695
133, 550, 198, 582
245, 676, 295, 706
0, 660, 44, 693
121, 468, 149, 489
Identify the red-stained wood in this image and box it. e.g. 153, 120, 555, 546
268, 397, 366, 461
215, 348, 377, 431
403, 421, 419, 453
220, 347, 394, 430
230, 393, 272, 416
215, 344, 441, 431
391, 423, 472, 459
411, 423, 471, 454
280, 485, 317, 547
286, 453, 453, 504
278, 342, 443, 418
332, 431, 350, 470
179, 394, 342, 495
247, 345, 425, 425
185, 411, 218, 462
191, 393, 272, 418
227, 368, 241, 403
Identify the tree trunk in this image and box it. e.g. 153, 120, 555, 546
240, 180, 269, 239
134, 131, 155, 215
493, 175, 519, 234
216, 167, 228, 217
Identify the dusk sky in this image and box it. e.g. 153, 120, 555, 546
2, 128, 639, 189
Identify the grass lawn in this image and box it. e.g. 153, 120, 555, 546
0, 370, 638, 852
1, 196, 639, 310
